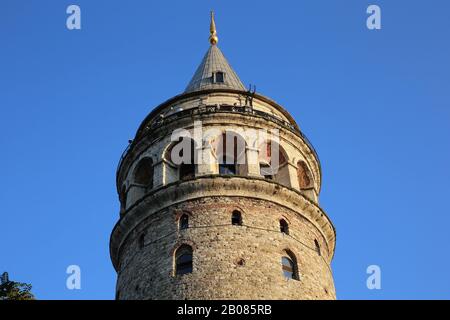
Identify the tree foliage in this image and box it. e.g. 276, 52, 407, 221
0, 281, 35, 300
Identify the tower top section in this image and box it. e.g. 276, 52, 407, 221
184, 12, 246, 93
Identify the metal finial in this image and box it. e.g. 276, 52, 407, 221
209, 11, 218, 45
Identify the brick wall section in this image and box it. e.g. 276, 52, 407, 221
116, 197, 336, 300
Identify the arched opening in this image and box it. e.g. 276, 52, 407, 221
179, 214, 189, 230
297, 161, 313, 189
259, 140, 290, 186
231, 210, 243, 226
166, 137, 197, 181
280, 219, 289, 235
175, 244, 193, 276
281, 250, 299, 280
216, 132, 247, 176
133, 158, 154, 187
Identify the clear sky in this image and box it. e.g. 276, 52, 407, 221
1, 0, 449, 300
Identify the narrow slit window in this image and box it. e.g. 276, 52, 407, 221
179, 214, 189, 230
231, 211, 242, 226
280, 219, 289, 235
315, 239, 321, 256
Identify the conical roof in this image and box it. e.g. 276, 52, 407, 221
184, 45, 246, 93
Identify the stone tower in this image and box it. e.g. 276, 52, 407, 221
110, 13, 336, 300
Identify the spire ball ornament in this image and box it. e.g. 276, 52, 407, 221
209, 11, 218, 45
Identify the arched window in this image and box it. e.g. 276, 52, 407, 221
134, 158, 154, 187
297, 161, 312, 189
175, 245, 193, 276
138, 233, 145, 250
315, 239, 321, 256
179, 214, 189, 230
217, 132, 246, 175
231, 210, 242, 226
281, 251, 299, 280
280, 219, 289, 235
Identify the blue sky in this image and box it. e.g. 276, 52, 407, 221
1, 0, 449, 300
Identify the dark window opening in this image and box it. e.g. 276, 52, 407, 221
231, 210, 242, 226
214, 72, 224, 83
179, 139, 196, 180
180, 163, 195, 180
280, 219, 289, 235
220, 163, 237, 175
134, 158, 154, 187
218, 133, 245, 176
175, 245, 193, 276
179, 214, 189, 230
315, 239, 321, 256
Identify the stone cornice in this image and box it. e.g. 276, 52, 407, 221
110, 176, 336, 271
135, 89, 300, 138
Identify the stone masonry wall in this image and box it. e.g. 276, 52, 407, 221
116, 196, 336, 300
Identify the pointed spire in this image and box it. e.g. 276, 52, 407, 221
209, 11, 218, 45
184, 12, 245, 93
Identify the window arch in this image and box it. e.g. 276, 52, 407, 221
280, 219, 289, 235
175, 244, 193, 276
216, 132, 247, 176
281, 250, 299, 280
297, 161, 313, 189
133, 158, 154, 187
179, 214, 189, 230
231, 210, 243, 226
